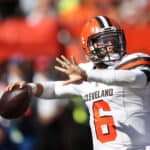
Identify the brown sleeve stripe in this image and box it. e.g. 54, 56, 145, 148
116, 58, 150, 70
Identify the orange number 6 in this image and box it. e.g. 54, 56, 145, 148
93, 100, 117, 143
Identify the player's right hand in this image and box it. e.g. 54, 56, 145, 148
6, 81, 27, 92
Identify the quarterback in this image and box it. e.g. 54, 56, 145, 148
6, 16, 150, 150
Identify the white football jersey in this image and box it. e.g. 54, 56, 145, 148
54, 52, 150, 150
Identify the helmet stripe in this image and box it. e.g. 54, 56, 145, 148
95, 16, 105, 28
96, 16, 112, 28
103, 16, 112, 26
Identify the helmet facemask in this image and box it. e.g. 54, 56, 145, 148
87, 27, 126, 65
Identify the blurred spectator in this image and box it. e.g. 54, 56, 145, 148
0, 62, 7, 97
0, 61, 18, 150
58, 0, 100, 39
60, 97, 93, 150
118, 0, 150, 26
4, 53, 37, 150
58, 0, 120, 39
19, 0, 36, 16
6, 53, 26, 84
13, 115, 37, 150
0, 124, 18, 150
0, 0, 24, 19
33, 56, 67, 150
33, 56, 66, 125
19, 0, 58, 25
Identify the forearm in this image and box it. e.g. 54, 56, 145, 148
28, 81, 80, 99
28, 81, 55, 99
86, 69, 147, 88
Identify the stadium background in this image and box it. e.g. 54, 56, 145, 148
0, 0, 149, 150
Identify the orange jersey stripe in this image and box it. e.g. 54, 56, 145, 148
117, 60, 150, 70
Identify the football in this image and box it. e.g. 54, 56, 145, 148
0, 86, 32, 119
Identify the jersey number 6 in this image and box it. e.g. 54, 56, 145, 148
93, 100, 117, 143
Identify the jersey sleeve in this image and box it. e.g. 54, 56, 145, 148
39, 81, 81, 99
115, 52, 150, 83
54, 81, 82, 98
83, 53, 150, 88
86, 69, 147, 88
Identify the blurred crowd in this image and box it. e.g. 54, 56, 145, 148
0, 53, 92, 150
0, 0, 150, 150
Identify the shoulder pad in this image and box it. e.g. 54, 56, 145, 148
115, 52, 150, 70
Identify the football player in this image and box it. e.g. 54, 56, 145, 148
6, 16, 150, 150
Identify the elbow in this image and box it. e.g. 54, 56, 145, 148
129, 71, 147, 88
129, 74, 137, 83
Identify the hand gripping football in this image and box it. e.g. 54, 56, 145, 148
0, 86, 32, 119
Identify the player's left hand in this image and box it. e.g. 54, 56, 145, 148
54, 55, 87, 85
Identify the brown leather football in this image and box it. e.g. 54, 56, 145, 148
0, 86, 32, 119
